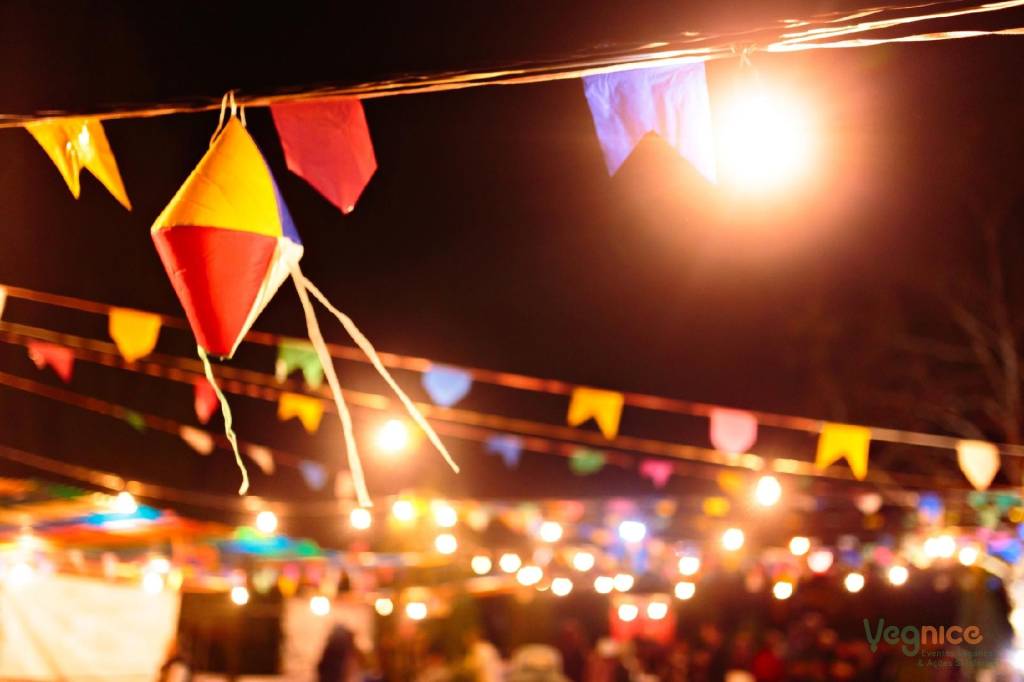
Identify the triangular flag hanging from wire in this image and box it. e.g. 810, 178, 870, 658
639, 459, 674, 489
422, 365, 472, 407
246, 445, 275, 475
0, 286, 7, 320
582, 62, 716, 181
278, 392, 324, 433
567, 387, 624, 440
299, 460, 327, 491
194, 378, 218, 425
108, 308, 162, 362
275, 339, 324, 389
570, 448, 606, 475
270, 98, 377, 214
709, 408, 758, 453
27, 341, 74, 383
122, 409, 146, 432
815, 422, 871, 480
956, 439, 1000, 491
485, 434, 523, 469
25, 118, 131, 209
179, 426, 215, 455
335, 470, 355, 499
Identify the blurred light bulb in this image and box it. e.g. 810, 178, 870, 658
935, 534, 957, 559
572, 551, 596, 572
255, 510, 278, 534
376, 419, 411, 454
431, 501, 457, 528
142, 572, 164, 594
618, 520, 647, 543
888, 565, 909, 586
678, 555, 701, 576
807, 549, 834, 574
647, 600, 669, 620
310, 595, 331, 616
517, 565, 543, 586
754, 475, 782, 507
6, 562, 33, 587
789, 536, 810, 556
499, 553, 522, 574
613, 573, 634, 592
722, 528, 745, 551
350, 507, 372, 530
594, 576, 614, 594
471, 555, 492, 575
958, 546, 979, 566
405, 601, 427, 620
147, 557, 171, 574
230, 586, 250, 605
675, 581, 696, 600
113, 491, 137, 515
772, 580, 794, 600
434, 533, 458, 555
391, 500, 416, 523
618, 603, 639, 622
551, 577, 574, 597
844, 572, 865, 593
539, 521, 564, 543
375, 597, 394, 616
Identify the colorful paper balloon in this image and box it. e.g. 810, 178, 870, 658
956, 440, 1000, 491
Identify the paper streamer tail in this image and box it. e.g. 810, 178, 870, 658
290, 264, 373, 508
197, 345, 249, 495
297, 271, 460, 476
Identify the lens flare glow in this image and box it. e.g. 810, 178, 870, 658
376, 419, 411, 454
113, 491, 138, 515
142, 572, 165, 594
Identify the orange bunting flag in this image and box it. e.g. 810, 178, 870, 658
109, 308, 162, 362
567, 387, 624, 439
278, 392, 324, 433
25, 118, 131, 209
956, 440, 1000, 491
179, 426, 215, 456
27, 341, 74, 383
0, 286, 7, 320
815, 422, 871, 480
246, 445, 275, 475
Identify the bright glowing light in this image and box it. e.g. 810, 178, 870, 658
551, 577, 574, 597
719, 88, 814, 191
618, 520, 647, 543
350, 507, 372, 530
647, 600, 669, 620
754, 475, 782, 507
499, 553, 522, 574
391, 500, 416, 523
431, 501, 458, 528
405, 601, 427, 620
230, 586, 250, 605
958, 546, 980, 566
434, 533, 458, 555
678, 555, 701, 576
142, 572, 165, 594
6, 562, 33, 587
517, 565, 543, 586
538, 521, 564, 543
617, 603, 639, 622
376, 419, 411, 454
572, 551, 596, 572
925, 534, 957, 559
613, 573, 634, 592
674, 581, 696, 600
310, 595, 331, 616
722, 528, 745, 551
594, 576, 614, 594
471, 555, 492, 575
888, 565, 909, 586
789, 536, 810, 557
1011, 647, 1024, 672
807, 549, 834, 574
375, 597, 395, 616
255, 510, 278, 534
113, 491, 138, 515
147, 557, 171, 574
844, 572, 865, 593
772, 580, 794, 600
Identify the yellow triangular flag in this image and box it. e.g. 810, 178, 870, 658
278, 392, 324, 433
815, 422, 871, 480
109, 308, 162, 362
26, 117, 131, 209
567, 386, 624, 439
956, 440, 1000, 491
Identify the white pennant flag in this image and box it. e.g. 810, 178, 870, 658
956, 439, 1000, 491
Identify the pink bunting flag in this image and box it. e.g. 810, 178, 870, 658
270, 99, 377, 214
27, 341, 74, 383
193, 378, 218, 425
709, 408, 758, 453
639, 459, 674, 489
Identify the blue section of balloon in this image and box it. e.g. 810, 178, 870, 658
917, 492, 943, 520
299, 460, 327, 490
486, 434, 523, 469
83, 505, 161, 527
582, 62, 716, 181
422, 365, 473, 407
988, 538, 1022, 564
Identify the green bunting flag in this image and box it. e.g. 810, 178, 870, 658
275, 339, 324, 389
570, 448, 606, 475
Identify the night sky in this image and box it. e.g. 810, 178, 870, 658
1, 2, 1024, 543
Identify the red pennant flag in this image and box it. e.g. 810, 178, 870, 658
27, 341, 74, 383
194, 377, 218, 424
270, 99, 377, 214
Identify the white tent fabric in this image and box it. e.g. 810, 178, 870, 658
0, 573, 180, 681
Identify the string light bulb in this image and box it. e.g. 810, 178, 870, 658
772, 580, 794, 600
888, 565, 909, 586
391, 499, 416, 523
754, 475, 782, 507
594, 576, 614, 594
405, 601, 427, 620
516, 565, 543, 586
618, 603, 639, 622
431, 501, 458, 528
471, 555, 492, 575
142, 571, 165, 594
678, 555, 701, 576
230, 586, 250, 606
551, 577, 573, 597
618, 520, 647, 543
572, 551, 596, 572
255, 510, 278, 534
647, 600, 669, 620
789, 536, 810, 556
807, 549, 834, 574
958, 545, 979, 566
613, 573, 634, 592
113, 491, 137, 515
722, 528, 745, 551
538, 521, 564, 543
844, 572, 865, 593
499, 553, 522, 574
434, 533, 458, 555
674, 581, 696, 600
376, 419, 411, 454
374, 597, 394, 616
349, 507, 372, 530
310, 595, 331, 616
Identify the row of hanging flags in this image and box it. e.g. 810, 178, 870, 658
4, 291, 1007, 496
6, 61, 996, 501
